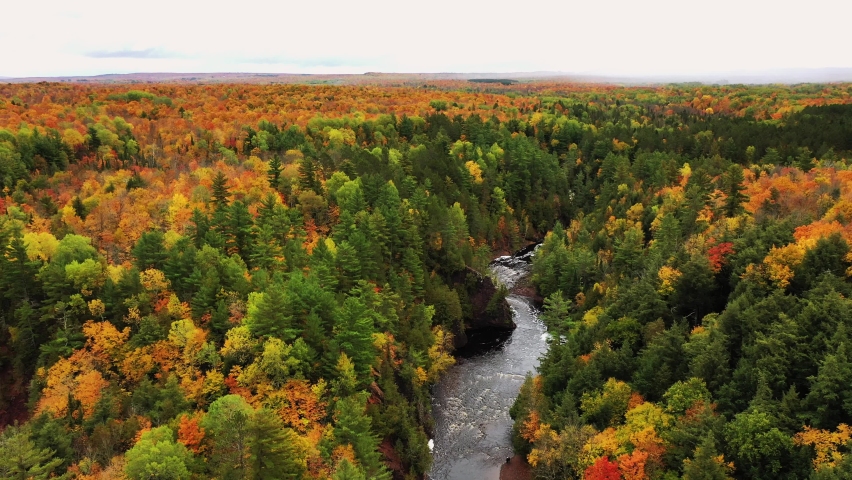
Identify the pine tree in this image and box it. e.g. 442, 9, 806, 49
298, 156, 320, 193
3, 232, 38, 302
310, 239, 338, 292
0, 425, 65, 480
334, 295, 375, 378
256, 192, 280, 228
682, 435, 734, 480
29, 414, 73, 473
332, 458, 367, 480
334, 394, 391, 480
613, 226, 645, 276
651, 214, 681, 261
211, 170, 231, 210
71, 196, 87, 219
247, 408, 305, 480
247, 282, 297, 341
132, 230, 168, 270
226, 200, 255, 265
250, 224, 282, 271
722, 164, 748, 217
267, 155, 282, 189
797, 147, 814, 172
202, 395, 253, 480
187, 208, 210, 249
806, 342, 852, 428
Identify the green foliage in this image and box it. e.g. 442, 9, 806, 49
247, 408, 305, 480
682, 435, 733, 480
124, 427, 193, 480
663, 378, 712, 415
580, 377, 632, 429
0, 424, 64, 480
722, 164, 749, 217
724, 410, 793, 479
211, 170, 231, 209
332, 458, 367, 480
202, 395, 253, 480
334, 394, 391, 480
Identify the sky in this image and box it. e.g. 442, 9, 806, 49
3, 0, 851, 78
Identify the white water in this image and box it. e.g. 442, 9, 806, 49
428, 254, 547, 480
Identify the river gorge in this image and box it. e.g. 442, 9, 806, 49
428, 249, 548, 480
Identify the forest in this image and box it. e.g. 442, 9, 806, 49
0, 79, 850, 479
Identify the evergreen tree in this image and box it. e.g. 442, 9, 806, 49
722, 164, 748, 217
334, 394, 391, 480
28, 413, 73, 473
682, 435, 733, 480
163, 237, 198, 299
724, 409, 792, 479
612, 226, 645, 276
211, 170, 231, 210
133, 230, 168, 270
335, 241, 361, 292
806, 342, 852, 428
225, 200, 255, 264
202, 395, 253, 480
250, 224, 282, 271
332, 459, 367, 480
187, 208, 210, 249
334, 295, 376, 378
3, 232, 39, 302
298, 156, 320, 193
797, 147, 814, 172
71, 196, 87, 219
267, 155, 282, 189
651, 213, 681, 261
247, 408, 305, 480
0, 425, 64, 480
246, 282, 297, 341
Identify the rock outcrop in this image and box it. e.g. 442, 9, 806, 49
448, 267, 514, 349
448, 244, 541, 350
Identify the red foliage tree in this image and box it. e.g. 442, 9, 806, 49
585, 456, 622, 480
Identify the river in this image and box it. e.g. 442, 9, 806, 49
428, 250, 548, 480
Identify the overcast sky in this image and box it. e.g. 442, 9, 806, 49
3, 0, 851, 78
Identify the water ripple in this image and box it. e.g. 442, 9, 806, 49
428, 287, 547, 480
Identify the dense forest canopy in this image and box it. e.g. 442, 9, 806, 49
0, 80, 850, 479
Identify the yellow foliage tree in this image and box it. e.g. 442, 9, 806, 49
794, 424, 852, 470
427, 326, 455, 382
83, 320, 130, 367
73, 370, 109, 419
580, 428, 620, 469
657, 266, 682, 295
763, 243, 805, 289
464, 160, 484, 184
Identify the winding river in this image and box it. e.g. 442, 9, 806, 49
428, 250, 548, 480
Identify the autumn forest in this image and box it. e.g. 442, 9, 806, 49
1, 79, 852, 479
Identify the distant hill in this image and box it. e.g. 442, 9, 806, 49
3, 69, 852, 85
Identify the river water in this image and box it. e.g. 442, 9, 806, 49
428, 251, 548, 480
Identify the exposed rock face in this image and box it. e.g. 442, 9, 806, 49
448, 267, 514, 350
451, 322, 470, 350
448, 244, 541, 349
464, 267, 515, 331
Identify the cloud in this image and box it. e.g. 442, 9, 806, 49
84, 48, 177, 59
3, 0, 850, 77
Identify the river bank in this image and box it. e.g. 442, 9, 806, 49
500, 455, 532, 480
